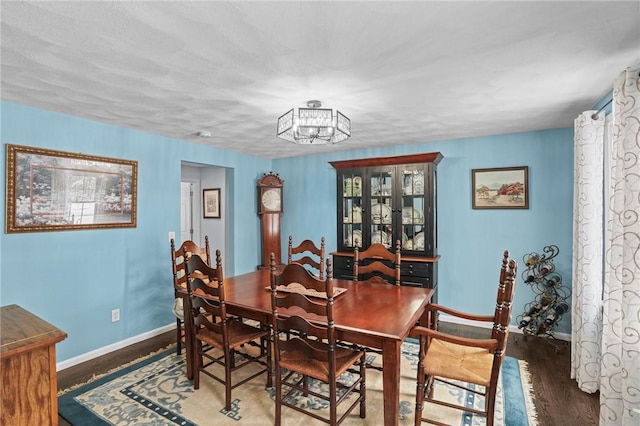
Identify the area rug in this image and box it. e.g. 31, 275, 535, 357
59, 342, 538, 425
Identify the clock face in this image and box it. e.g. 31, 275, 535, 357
261, 188, 282, 212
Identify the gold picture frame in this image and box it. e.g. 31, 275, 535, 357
5, 144, 137, 233
472, 166, 529, 209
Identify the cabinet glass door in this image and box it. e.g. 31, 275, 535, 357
401, 167, 426, 252
369, 169, 394, 248
340, 171, 364, 249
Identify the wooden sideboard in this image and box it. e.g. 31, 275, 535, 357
1, 304, 67, 426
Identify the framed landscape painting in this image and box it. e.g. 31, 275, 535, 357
472, 166, 528, 209
5, 144, 137, 233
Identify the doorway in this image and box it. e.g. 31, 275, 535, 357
180, 162, 231, 274
180, 180, 199, 243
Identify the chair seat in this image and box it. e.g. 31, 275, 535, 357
423, 338, 493, 387
196, 320, 269, 351
280, 339, 363, 383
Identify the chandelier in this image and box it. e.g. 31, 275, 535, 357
276, 100, 351, 144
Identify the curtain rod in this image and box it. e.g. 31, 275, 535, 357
591, 98, 613, 120
590, 70, 640, 119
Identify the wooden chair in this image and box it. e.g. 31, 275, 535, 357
411, 250, 517, 426
269, 254, 366, 425
353, 240, 401, 285
351, 240, 401, 370
170, 237, 210, 355
185, 249, 272, 410
288, 236, 326, 279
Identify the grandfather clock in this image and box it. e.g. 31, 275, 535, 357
257, 172, 285, 270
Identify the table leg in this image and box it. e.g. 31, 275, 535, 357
382, 339, 401, 426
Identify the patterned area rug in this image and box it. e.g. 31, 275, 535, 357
59, 342, 538, 425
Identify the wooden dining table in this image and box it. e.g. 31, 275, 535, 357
181, 269, 433, 426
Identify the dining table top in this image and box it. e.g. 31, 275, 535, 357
221, 268, 433, 343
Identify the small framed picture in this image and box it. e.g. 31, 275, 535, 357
203, 188, 221, 218
472, 166, 528, 209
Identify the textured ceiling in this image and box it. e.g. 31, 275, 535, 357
1, 1, 639, 159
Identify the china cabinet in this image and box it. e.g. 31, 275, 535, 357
330, 152, 442, 300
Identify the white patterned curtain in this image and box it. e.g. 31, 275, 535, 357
600, 67, 640, 425
571, 111, 604, 393
572, 66, 640, 424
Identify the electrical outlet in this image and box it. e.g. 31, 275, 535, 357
111, 308, 120, 322
168, 231, 175, 242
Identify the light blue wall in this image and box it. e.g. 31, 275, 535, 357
1, 101, 574, 363
0, 101, 271, 361
274, 128, 575, 335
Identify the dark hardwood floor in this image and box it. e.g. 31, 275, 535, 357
57, 324, 599, 425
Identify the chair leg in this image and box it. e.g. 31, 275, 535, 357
415, 371, 424, 425
274, 364, 282, 426
176, 318, 182, 355
329, 380, 337, 426
303, 375, 309, 396
486, 385, 497, 426
426, 375, 435, 399
194, 340, 202, 390
265, 335, 273, 388
359, 354, 367, 418
225, 348, 233, 411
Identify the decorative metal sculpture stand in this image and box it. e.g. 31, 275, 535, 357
516, 245, 570, 352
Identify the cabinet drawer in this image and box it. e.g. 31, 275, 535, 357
332, 256, 355, 280
401, 274, 432, 288
333, 256, 354, 271
334, 268, 355, 280
401, 261, 431, 278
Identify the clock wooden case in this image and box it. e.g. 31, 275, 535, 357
257, 172, 285, 270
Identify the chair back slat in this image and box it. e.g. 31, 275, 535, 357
354, 240, 401, 285
276, 316, 329, 341
191, 296, 224, 334
279, 336, 332, 362
288, 236, 326, 279
275, 292, 327, 316
277, 262, 327, 293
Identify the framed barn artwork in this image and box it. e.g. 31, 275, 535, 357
472, 166, 528, 209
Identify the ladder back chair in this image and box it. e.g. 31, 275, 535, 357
170, 237, 210, 355
411, 250, 517, 426
185, 249, 272, 411
269, 253, 366, 426
353, 240, 401, 286
351, 240, 401, 370
288, 236, 326, 279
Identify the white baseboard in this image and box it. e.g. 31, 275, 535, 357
439, 314, 571, 342
57, 323, 175, 371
